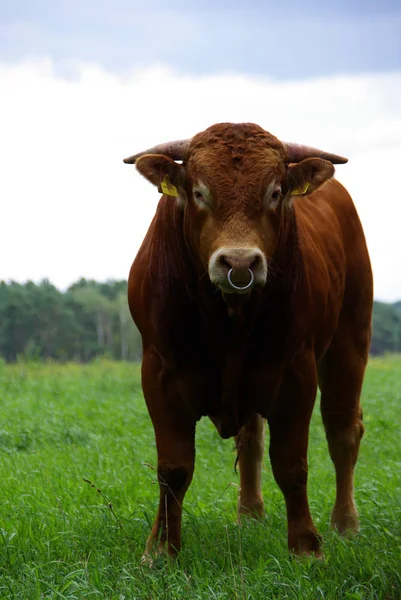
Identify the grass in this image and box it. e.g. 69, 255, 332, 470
0, 357, 400, 599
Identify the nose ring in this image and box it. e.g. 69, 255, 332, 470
227, 268, 254, 291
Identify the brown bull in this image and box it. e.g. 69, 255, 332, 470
124, 122, 373, 559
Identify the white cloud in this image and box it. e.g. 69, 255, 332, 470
1, 59, 400, 301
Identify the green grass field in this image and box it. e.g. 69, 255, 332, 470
0, 358, 400, 599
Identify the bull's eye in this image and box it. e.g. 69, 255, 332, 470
271, 187, 282, 201
268, 186, 283, 209
193, 186, 211, 208
192, 182, 211, 208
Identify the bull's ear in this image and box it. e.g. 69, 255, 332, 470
284, 158, 335, 198
136, 154, 186, 197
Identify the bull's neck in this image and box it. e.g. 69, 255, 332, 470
273, 205, 305, 295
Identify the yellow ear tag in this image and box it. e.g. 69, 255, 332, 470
291, 182, 310, 196
160, 176, 178, 197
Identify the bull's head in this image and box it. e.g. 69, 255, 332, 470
124, 123, 347, 300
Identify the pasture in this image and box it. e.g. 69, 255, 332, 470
0, 358, 400, 599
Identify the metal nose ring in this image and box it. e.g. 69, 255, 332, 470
227, 268, 254, 291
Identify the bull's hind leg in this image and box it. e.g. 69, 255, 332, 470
141, 350, 196, 560
235, 414, 266, 518
318, 324, 370, 535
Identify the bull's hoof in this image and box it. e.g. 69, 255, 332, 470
289, 530, 323, 559
140, 536, 180, 568
331, 508, 360, 536
237, 499, 266, 521
140, 547, 176, 568
140, 553, 156, 568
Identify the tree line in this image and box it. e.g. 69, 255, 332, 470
0, 279, 142, 362
371, 299, 401, 355
0, 278, 400, 362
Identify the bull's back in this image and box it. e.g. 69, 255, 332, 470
309, 179, 372, 301
296, 178, 373, 358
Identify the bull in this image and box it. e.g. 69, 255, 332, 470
123, 122, 373, 559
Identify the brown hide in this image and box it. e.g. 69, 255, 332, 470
126, 123, 373, 559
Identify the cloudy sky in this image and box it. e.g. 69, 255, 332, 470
1, 1, 401, 301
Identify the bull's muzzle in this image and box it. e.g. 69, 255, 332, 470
208, 247, 267, 295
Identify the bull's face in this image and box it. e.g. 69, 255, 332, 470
127, 123, 342, 299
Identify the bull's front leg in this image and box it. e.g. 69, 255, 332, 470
141, 350, 197, 561
268, 355, 322, 557
145, 422, 195, 560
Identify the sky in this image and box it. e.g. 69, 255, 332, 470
1, 1, 401, 301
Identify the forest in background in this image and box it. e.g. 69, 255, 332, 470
0, 279, 141, 363
0, 278, 400, 362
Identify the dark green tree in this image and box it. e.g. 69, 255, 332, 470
371, 301, 401, 355
0, 279, 142, 362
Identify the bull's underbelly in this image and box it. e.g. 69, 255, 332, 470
166, 362, 282, 439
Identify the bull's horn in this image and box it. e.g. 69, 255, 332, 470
283, 142, 348, 164
123, 139, 191, 164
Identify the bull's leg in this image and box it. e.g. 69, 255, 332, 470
141, 350, 196, 560
235, 414, 266, 518
144, 423, 195, 559
318, 327, 368, 535
268, 355, 322, 556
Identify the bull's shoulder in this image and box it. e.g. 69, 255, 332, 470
296, 177, 366, 253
